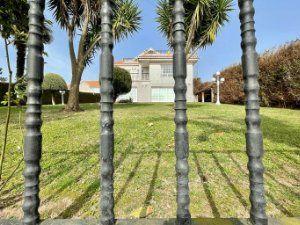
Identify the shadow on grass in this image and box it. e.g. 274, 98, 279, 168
192, 152, 220, 217
261, 115, 300, 149
267, 157, 300, 182
210, 152, 249, 209
0, 193, 22, 210
228, 153, 299, 197
115, 152, 145, 205
114, 103, 156, 109
139, 151, 162, 218
57, 144, 135, 218
228, 153, 294, 216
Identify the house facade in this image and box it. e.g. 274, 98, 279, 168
116, 48, 198, 102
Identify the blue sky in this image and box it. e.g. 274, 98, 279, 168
1, 0, 300, 83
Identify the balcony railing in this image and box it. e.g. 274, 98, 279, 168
19, 0, 268, 225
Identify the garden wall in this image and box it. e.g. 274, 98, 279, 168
42, 90, 101, 105
0, 84, 100, 106
220, 40, 300, 108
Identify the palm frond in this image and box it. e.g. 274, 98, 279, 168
156, 0, 233, 53
112, 0, 141, 42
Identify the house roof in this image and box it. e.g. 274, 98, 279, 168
115, 58, 138, 65
115, 48, 198, 65
138, 48, 173, 59
82, 81, 100, 88
200, 82, 213, 92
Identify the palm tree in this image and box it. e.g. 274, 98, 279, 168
0, 0, 53, 79
49, 0, 141, 111
156, 0, 233, 55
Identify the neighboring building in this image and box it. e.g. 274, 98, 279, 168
116, 48, 198, 102
78, 81, 100, 94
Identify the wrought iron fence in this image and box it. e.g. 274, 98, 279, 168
23, 0, 266, 225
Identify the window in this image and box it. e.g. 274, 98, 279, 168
151, 88, 174, 102
142, 67, 149, 80
161, 64, 173, 77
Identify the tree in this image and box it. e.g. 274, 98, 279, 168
42, 73, 67, 105
193, 77, 202, 96
49, 0, 141, 111
220, 40, 300, 108
0, 0, 53, 80
113, 67, 132, 101
156, 0, 232, 55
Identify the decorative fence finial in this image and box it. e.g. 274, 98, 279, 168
238, 1, 268, 224
100, 0, 115, 224
172, 0, 191, 224
23, 0, 45, 224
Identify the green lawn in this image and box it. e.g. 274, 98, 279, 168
0, 103, 299, 219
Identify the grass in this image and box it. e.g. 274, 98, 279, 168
0, 103, 299, 219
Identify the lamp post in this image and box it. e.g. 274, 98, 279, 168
212, 71, 225, 105
59, 90, 66, 105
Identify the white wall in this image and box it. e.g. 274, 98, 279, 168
115, 61, 195, 102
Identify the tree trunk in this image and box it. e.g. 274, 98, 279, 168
65, 66, 84, 111
51, 93, 56, 105
15, 40, 26, 79
0, 39, 13, 181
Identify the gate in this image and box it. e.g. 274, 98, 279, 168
23, 0, 267, 224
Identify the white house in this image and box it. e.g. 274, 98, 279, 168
73, 81, 100, 94
116, 48, 198, 102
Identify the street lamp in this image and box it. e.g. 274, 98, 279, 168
212, 71, 225, 105
59, 90, 66, 105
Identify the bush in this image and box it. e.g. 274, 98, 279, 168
113, 67, 132, 101
0, 82, 8, 102
193, 77, 202, 95
1, 83, 100, 106
220, 40, 300, 108
118, 98, 133, 104
42, 73, 67, 105
43, 73, 67, 91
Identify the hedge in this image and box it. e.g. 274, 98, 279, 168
220, 40, 300, 108
0, 82, 9, 103
42, 90, 100, 105
0, 83, 100, 106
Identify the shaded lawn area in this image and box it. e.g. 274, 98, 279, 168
0, 103, 299, 219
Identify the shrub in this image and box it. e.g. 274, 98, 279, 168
118, 98, 133, 104
0, 82, 9, 104
42, 90, 100, 105
193, 77, 202, 95
220, 40, 300, 108
42, 73, 67, 105
113, 67, 132, 101
43, 73, 67, 91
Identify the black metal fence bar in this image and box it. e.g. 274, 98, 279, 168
23, 0, 45, 225
172, 1, 191, 224
238, 1, 267, 224
100, 0, 115, 225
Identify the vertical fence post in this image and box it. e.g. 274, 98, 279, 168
100, 1, 115, 225
238, 1, 267, 224
22, 0, 45, 224
172, 1, 191, 224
